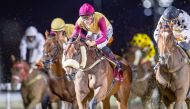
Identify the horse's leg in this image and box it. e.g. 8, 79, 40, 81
71, 99, 79, 109
101, 96, 111, 109
185, 99, 190, 109
74, 71, 90, 109
88, 84, 110, 109
27, 84, 46, 109
111, 85, 130, 109
151, 87, 162, 109
141, 96, 150, 109
27, 98, 41, 109
162, 96, 174, 109
175, 101, 187, 109
114, 75, 131, 109
174, 89, 188, 109
167, 102, 175, 109
21, 89, 29, 108
49, 94, 60, 109
36, 103, 42, 109
41, 91, 50, 109
51, 102, 59, 109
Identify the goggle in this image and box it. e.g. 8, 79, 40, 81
163, 17, 178, 24
27, 35, 35, 38
48, 31, 66, 38
81, 15, 93, 21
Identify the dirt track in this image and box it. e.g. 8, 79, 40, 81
0, 91, 143, 109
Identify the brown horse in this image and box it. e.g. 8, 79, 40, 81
11, 60, 48, 109
124, 46, 161, 109
42, 34, 78, 109
156, 25, 190, 109
62, 39, 132, 109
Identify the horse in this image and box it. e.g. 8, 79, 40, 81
11, 60, 48, 109
42, 33, 78, 109
155, 25, 190, 109
124, 46, 162, 109
62, 38, 132, 109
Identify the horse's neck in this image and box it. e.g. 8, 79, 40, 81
86, 48, 110, 72
165, 45, 184, 67
87, 49, 102, 62
51, 58, 65, 78
22, 69, 39, 83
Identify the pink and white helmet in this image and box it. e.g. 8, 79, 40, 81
79, 3, 95, 16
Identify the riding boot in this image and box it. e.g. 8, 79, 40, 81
101, 46, 123, 81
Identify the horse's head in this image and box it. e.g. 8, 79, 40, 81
62, 37, 99, 80
157, 24, 176, 65
42, 34, 64, 77
11, 60, 29, 90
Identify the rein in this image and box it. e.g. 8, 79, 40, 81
80, 57, 105, 71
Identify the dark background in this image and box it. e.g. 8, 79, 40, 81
0, 0, 190, 82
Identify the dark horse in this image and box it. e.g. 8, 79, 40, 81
124, 46, 161, 109
11, 60, 48, 109
62, 38, 132, 109
42, 33, 78, 109
155, 25, 190, 109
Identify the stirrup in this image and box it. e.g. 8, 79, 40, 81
114, 68, 123, 82
114, 73, 124, 82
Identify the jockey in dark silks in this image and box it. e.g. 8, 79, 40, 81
154, 6, 190, 57
69, 3, 123, 81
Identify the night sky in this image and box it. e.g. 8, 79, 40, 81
0, 0, 190, 82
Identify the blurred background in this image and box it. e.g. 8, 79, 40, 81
0, 0, 190, 108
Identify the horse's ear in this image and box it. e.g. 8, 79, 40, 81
10, 54, 16, 63
45, 30, 49, 40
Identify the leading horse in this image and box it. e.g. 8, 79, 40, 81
62, 38, 132, 109
156, 25, 190, 109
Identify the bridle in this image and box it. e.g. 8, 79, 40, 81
43, 39, 62, 70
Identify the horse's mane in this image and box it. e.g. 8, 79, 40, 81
66, 40, 102, 60
44, 36, 63, 61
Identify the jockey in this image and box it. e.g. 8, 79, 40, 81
42, 18, 75, 69
130, 33, 156, 66
154, 6, 190, 57
20, 26, 45, 67
50, 18, 75, 47
69, 3, 123, 81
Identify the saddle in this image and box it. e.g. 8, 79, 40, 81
87, 48, 124, 81
99, 50, 125, 81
